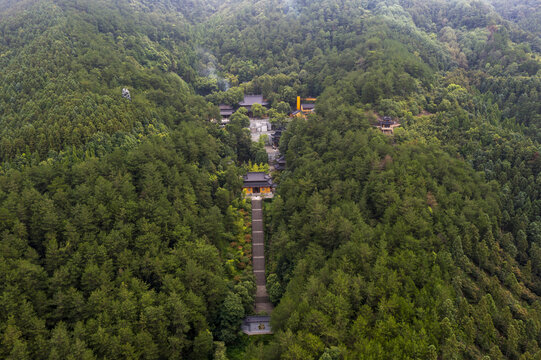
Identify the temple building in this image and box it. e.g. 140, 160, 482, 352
242, 316, 272, 335
219, 95, 269, 120
271, 128, 283, 147
239, 95, 269, 117
243, 172, 274, 196
376, 116, 401, 134
291, 96, 316, 117
219, 104, 234, 123
274, 156, 286, 171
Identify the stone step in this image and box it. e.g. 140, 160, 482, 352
256, 296, 271, 303
253, 257, 265, 270
254, 271, 266, 285
256, 288, 269, 297
248, 196, 274, 323
255, 302, 274, 313
253, 245, 264, 257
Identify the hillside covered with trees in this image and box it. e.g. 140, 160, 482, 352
1, 0, 541, 359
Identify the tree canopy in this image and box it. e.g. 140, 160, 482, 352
1, 0, 541, 359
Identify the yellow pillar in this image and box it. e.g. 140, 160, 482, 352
297, 96, 301, 111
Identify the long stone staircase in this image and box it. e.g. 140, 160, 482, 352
251, 198, 274, 313
241, 197, 273, 335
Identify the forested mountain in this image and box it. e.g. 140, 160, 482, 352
1, 0, 541, 359
0, 1, 258, 359
0, 0, 219, 164
488, 0, 541, 40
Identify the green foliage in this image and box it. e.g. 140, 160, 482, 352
2, 0, 541, 358
0, 0, 220, 163
274, 101, 292, 115
250, 103, 267, 119
247, 161, 270, 174
266, 274, 283, 305
260, 100, 541, 357
193, 330, 214, 360
219, 292, 245, 344
0, 127, 253, 358
230, 111, 250, 128
207, 86, 245, 106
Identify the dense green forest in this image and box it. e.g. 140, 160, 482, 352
1, 0, 541, 359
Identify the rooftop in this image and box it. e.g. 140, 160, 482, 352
239, 95, 269, 107
379, 116, 399, 126
220, 109, 234, 116
301, 103, 316, 109
243, 172, 274, 188
244, 172, 271, 182
242, 316, 273, 335
243, 316, 272, 322
379, 120, 399, 126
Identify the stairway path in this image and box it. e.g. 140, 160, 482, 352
251, 198, 274, 313
242, 198, 273, 335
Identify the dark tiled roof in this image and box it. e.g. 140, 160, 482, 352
239, 95, 269, 107
219, 104, 234, 110
275, 157, 286, 171
244, 316, 272, 323
220, 109, 234, 116
379, 118, 398, 126
244, 172, 269, 181
243, 172, 273, 187
301, 103, 315, 109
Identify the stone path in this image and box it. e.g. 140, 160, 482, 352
251, 198, 274, 314
242, 198, 273, 335
266, 145, 279, 171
